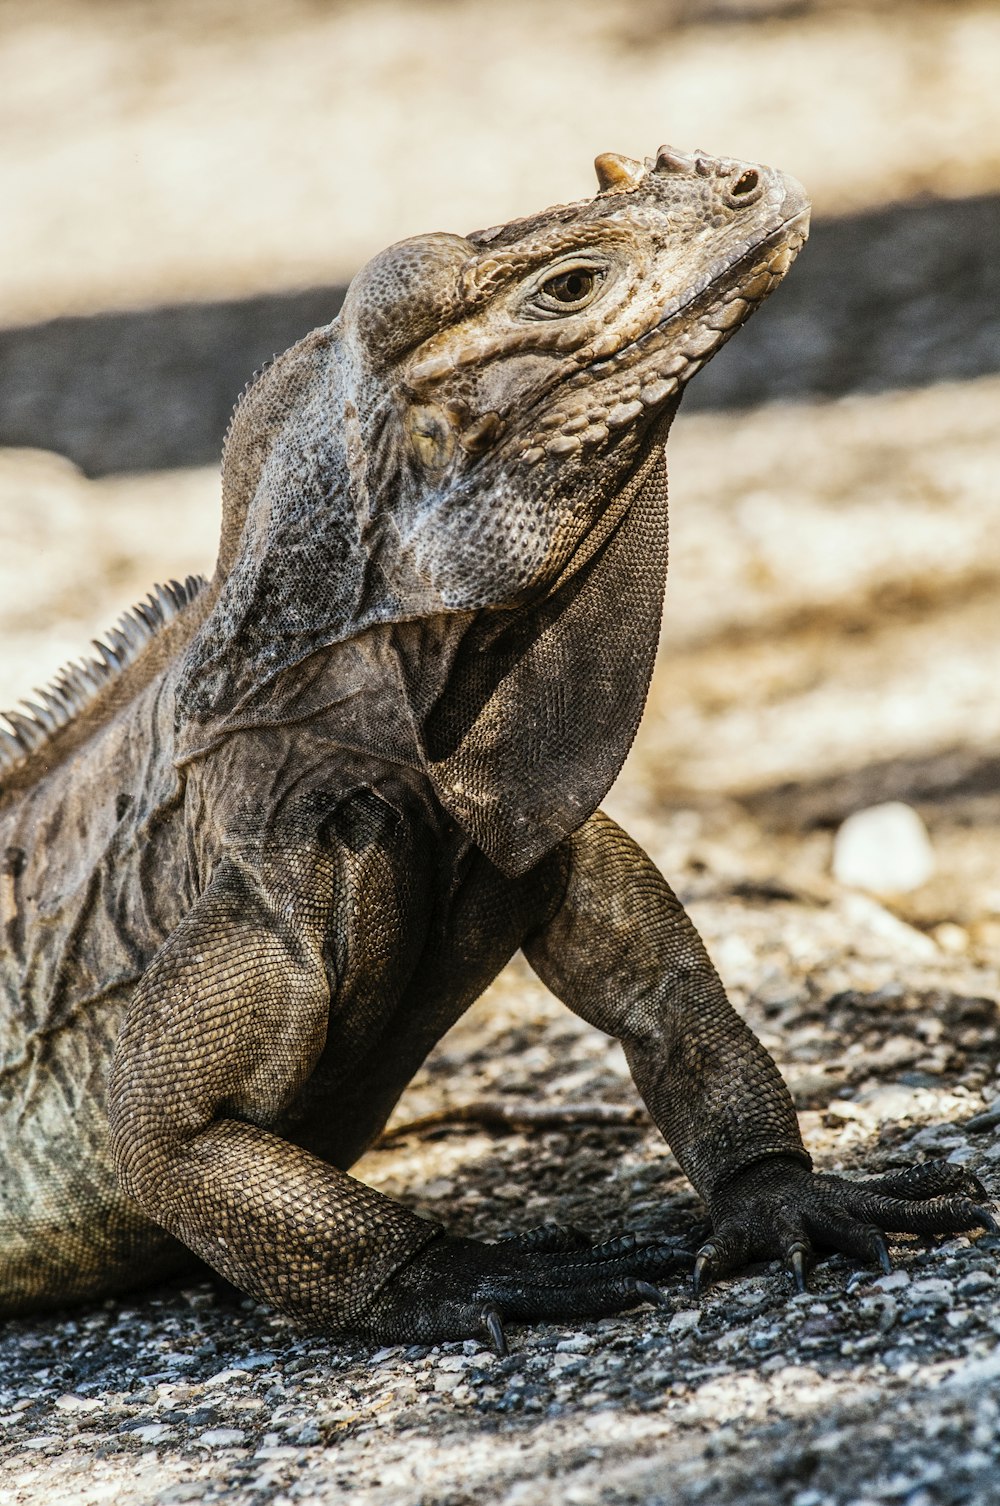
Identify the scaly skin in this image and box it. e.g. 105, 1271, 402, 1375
0, 146, 992, 1347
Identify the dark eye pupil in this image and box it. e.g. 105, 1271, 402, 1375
546, 269, 594, 303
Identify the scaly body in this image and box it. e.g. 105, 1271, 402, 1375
1, 147, 991, 1346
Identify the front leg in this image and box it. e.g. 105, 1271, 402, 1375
107, 843, 441, 1335
108, 805, 686, 1347
524, 812, 995, 1292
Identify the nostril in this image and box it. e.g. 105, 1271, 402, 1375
731, 169, 759, 198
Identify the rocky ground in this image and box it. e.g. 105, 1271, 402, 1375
1, 376, 999, 1505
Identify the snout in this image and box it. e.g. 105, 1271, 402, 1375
595, 143, 811, 245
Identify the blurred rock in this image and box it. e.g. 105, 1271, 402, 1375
832, 802, 936, 894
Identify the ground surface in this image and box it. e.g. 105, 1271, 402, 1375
1, 377, 999, 1506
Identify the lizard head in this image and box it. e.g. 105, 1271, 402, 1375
188, 147, 808, 872
338, 144, 809, 608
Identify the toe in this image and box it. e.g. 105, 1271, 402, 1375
857, 1161, 987, 1203
576, 1236, 690, 1279
693, 1247, 714, 1300
858, 1192, 997, 1238
634, 1279, 670, 1308
499, 1223, 593, 1254
806, 1210, 894, 1272
692, 1226, 749, 1298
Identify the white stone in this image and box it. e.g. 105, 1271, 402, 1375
833, 802, 935, 893
54, 1394, 102, 1413
131, 1423, 172, 1444
874, 1270, 911, 1291
205, 1368, 250, 1387
943, 1347, 1000, 1390
554, 1335, 593, 1353
909, 1278, 953, 1297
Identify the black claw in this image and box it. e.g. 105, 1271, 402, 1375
482, 1306, 508, 1357
789, 1245, 808, 1295
972, 1205, 1000, 1234
872, 1234, 892, 1276
634, 1279, 670, 1308
693, 1250, 713, 1300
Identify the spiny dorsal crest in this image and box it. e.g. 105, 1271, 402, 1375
0, 575, 206, 777
221, 356, 276, 458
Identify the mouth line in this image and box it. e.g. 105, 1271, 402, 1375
589, 206, 810, 374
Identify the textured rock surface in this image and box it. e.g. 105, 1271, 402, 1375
1, 376, 998, 1502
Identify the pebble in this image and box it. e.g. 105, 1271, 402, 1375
966, 1098, 1000, 1134
908, 1279, 953, 1299
204, 1368, 251, 1386
957, 1270, 994, 1297
131, 1423, 173, 1444
874, 1270, 912, 1292
54, 1394, 102, 1413
197, 1428, 246, 1447
554, 1335, 593, 1353
832, 802, 935, 893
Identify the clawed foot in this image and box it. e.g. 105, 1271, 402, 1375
694, 1156, 998, 1297
367, 1223, 686, 1352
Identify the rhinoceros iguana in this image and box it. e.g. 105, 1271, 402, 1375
1, 145, 992, 1351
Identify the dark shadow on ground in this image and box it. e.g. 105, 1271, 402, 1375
737, 747, 1000, 833
1, 193, 999, 475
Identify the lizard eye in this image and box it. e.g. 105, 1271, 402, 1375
543, 268, 596, 304
528, 262, 605, 316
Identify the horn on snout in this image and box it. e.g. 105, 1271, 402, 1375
594, 152, 646, 193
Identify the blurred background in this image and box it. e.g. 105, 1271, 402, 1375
1, 0, 1000, 949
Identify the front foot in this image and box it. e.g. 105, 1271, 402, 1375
696, 1156, 998, 1296
363, 1226, 688, 1352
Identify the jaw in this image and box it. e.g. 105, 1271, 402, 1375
366, 146, 811, 609
506, 204, 811, 476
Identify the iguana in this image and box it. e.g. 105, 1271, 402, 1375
1, 145, 993, 1352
